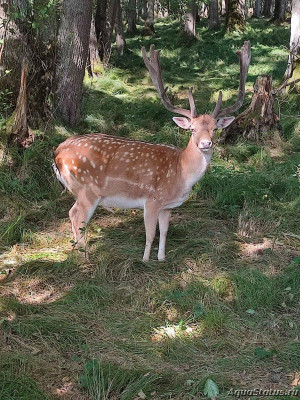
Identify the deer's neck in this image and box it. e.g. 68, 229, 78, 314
180, 135, 213, 188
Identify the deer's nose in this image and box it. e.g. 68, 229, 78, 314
200, 140, 212, 149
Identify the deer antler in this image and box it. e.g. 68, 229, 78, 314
212, 41, 251, 118
142, 44, 197, 119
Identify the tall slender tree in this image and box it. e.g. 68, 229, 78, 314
262, 0, 272, 17
87, 15, 101, 77
56, 0, 93, 125
271, 0, 286, 22
253, 0, 261, 18
127, 0, 137, 34
115, 0, 126, 55
284, 0, 300, 84
140, 0, 147, 20
183, 0, 197, 38
144, 0, 155, 34
226, 0, 246, 31
209, 0, 220, 29
95, 0, 117, 65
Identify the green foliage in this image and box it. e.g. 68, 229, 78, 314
204, 378, 220, 399
0, 87, 13, 120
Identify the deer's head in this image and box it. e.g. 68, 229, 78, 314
142, 42, 251, 152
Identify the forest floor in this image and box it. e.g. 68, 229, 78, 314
0, 18, 299, 400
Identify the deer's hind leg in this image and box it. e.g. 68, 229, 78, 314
158, 209, 171, 261
69, 190, 100, 248
143, 200, 161, 261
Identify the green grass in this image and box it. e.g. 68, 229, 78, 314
0, 17, 299, 400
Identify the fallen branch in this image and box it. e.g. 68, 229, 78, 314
274, 78, 300, 94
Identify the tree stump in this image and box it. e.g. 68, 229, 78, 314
220, 75, 282, 143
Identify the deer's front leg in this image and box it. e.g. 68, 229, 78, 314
143, 201, 160, 261
158, 209, 171, 261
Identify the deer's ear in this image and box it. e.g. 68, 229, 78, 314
216, 116, 235, 129
173, 117, 191, 130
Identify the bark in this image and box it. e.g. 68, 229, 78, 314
183, 0, 197, 38
56, 0, 93, 126
199, 2, 209, 18
127, 0, 137, 34
144, 0, 155, 34
6, 58, 34, 147
87, 15, 102, 77
220, 76, 281, 143
262, 0, 272, 17
104, 0, 118, 64
253, 0, 261, 17
115, 0, 126, 56
279, 0, 286, 20
226, 0, 246, 31
221, 0, 227, 15
284, 0, 300, 85
270, 0, 286, 22
209, 0, 220, 29
141, 0, 147, 20
95, 0, 108, 62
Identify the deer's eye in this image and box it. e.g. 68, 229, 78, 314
191, 128, 196, 133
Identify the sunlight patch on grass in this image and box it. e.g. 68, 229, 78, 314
152, 322, 202, 342
240, 238, 274, 258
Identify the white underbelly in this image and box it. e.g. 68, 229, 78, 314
100, 196, 145, 209
163, 193, 189, 209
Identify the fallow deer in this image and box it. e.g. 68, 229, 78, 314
53, 42, 251, 261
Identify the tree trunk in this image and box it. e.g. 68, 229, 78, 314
141, 0, 147, 20
115, 0, 126, 56
221, 0, 227, 16
284, 0, 300, 86
262, 0, 272, 17
226, 0, 246, 31
144, 0, 155, 34
95, 0, 108, 62
199, 2, 209, 18
183, 0, 197, 38
56, 0, 93, 126
103, 0, 118, 64
209, 0, 220, 29
270, 0, 286, 22
87, 15, 102, 78
127, 0, 137, 34
278, 0, 286, 20
220, 75, 281, 143
253, 0, 261, 17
